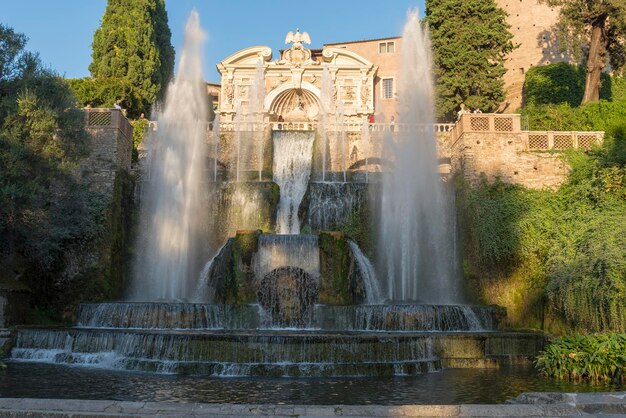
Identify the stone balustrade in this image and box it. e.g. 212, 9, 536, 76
84, 108, 133, 143
451, 113, 521, 146
451, 113, 603, 151
522, 131, 604, 150
147, 120, 454, 133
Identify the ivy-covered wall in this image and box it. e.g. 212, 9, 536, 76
456, 136, 626, 334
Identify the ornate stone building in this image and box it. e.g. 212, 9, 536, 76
217, 30, 378, 126
216, 1, 567, 122
324, 37, 401, 123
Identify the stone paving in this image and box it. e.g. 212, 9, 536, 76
0, 392, 624, 417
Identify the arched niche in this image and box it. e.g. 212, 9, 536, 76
265, 82, 322, 121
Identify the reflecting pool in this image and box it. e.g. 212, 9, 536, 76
1, 363, 621, 405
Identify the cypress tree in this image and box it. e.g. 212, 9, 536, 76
89, 0, 174, 116
425, 0, 515, 121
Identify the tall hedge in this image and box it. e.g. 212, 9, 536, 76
426, 0, 515, 121
87, 0, 174, 117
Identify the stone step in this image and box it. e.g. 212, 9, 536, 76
11, 327, 545, 376
76, 302, 502, 332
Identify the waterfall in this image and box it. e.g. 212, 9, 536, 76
378, 10, 461, 303
314, 305, 488, 331
131, 11, 208, 301
273, 131, 314, 234
348, 240, 382, 304
307, 182, 368, 230
255, 234, 320, 279
250, 59, 266, 181
196, 240, 229, 302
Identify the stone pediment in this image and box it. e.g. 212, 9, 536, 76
219, 46, 273, 67
322, 47, 374, 68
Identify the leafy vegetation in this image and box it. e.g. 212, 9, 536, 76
536, 334, 626, 382
538, 0, 626, 103
457, 132, 626, 333
523, 63, 611, 107
70, 0, 174, 117
522, 69, 626, 132
425, 0, 515, 121
130, 118, 149, 162
0, 24, 132, 320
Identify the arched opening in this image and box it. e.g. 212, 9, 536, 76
266, 83, 321, 121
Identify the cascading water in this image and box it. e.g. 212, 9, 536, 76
348, 240, 382, 304
131, 11, 208, 301
273, 131, 314, 234
318, 66, 333, 182
307, 182, 369, 230
378, 10, 461, 303
255, 234, 320, 279
250, 59, 266, 181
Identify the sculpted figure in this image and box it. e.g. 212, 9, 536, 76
285, 28, 311, 49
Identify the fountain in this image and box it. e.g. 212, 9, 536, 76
378, 11, 460, 303
130, 11, 208, 301
8, 10, 546, 378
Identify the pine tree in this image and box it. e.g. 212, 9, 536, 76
89, 0, 174, 116
539, 0, 626, 104
425, 0, 515, 121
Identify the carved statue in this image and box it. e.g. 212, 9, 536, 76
360, 84, 369, 106
277, 28, 318, 67
285, 28, 311, 49
225, 84, 234, 104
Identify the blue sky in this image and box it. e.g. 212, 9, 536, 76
1, 0, 425, 82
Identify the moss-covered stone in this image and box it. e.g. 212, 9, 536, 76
208, 181, 280, 244
210, 231, 261, 304
318, 231, 364, 305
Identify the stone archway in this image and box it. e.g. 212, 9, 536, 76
265, 82, 321, 121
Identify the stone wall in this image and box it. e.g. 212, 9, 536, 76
82, 109, 133, 197
496, 0, 571, 112
449, 114, 603, 189
451, 131, 569, 189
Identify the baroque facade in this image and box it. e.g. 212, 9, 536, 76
216, 1, 566, 123
217, 30, 378, 126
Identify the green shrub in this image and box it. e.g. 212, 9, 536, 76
536, 334, 626, 382
457, 136, 626, 333
521, 71, 626, 132
523, 63, 611, 107
130, 118, 149, 162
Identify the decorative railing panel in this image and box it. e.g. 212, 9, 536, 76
84, 108, 133, 143
522, 131, 604, 150
494, 116, 514, 132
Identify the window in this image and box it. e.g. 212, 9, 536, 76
378, 41, 395, 54
382, 78, 394, 99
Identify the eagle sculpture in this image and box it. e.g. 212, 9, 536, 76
285, 28, 311, 46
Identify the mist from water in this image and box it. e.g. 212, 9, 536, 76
131, 11, 209, 301
377, 10, 461, 303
